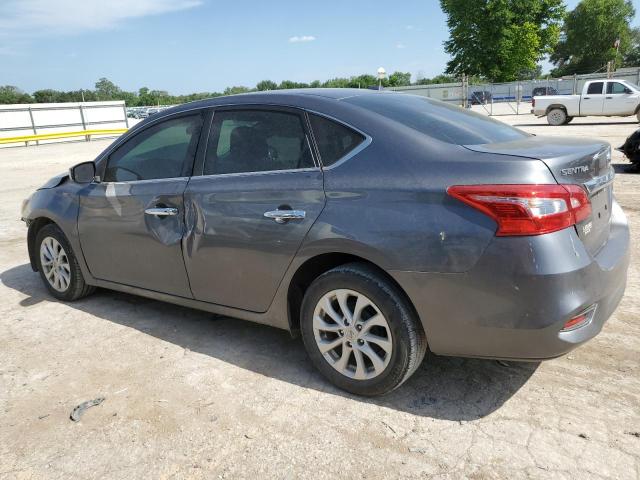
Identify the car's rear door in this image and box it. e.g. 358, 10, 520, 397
183, 106, 325, 312
580, 81, 605, 115
78, 111, 205, 297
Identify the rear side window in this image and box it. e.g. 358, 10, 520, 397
309, 114, 365, 167
587, 82, 604, 95
344, 94, 527, 145
204, 110, 314, 175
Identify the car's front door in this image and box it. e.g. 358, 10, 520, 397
183, 106, 325, 312
581, 81, 605, 115
78, 112, 205, 297
603, 81, 636, 115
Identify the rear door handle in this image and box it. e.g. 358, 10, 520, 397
145, 207, 178, 216
606, 96, 613, 99
263, 209, 306, 224
583, 97, 590, 100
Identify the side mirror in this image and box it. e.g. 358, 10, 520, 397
625, 88, 633, 94
69, 161, 96, 184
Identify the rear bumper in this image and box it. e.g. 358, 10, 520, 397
391, 200, 630, 360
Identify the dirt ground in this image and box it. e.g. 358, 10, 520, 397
1, 113, 639, 480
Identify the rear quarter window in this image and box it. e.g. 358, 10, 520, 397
309, 114, 365, 166
344, 94, 528, 145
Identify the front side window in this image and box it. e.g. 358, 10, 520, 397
309, 114, 365, 167
104, 114, 203, 182
607, 82, 628, 94
587, 82, 604, 95
204, 110, 314, 175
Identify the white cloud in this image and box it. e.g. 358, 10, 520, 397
289, 35, 316, 43
396, 42, 406, 49
0, 0, 202, 36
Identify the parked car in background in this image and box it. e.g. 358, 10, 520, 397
469, 90, 492, 105
22, 89, 629, 395
532, 79, 640, 125
531, 86, 559, 97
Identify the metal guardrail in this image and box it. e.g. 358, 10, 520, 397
0, 128, 128, 145
0, 101, 129, 147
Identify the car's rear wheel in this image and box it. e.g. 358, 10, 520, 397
547, 108, 567, 126
35, 224, 94, 301
300, 263, 427, 396
564, 116, 574, 124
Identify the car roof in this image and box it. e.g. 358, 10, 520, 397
166, 88, 392, 112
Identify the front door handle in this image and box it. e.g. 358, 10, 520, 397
606, 96, 613, 99
145, 207, 178, 216
263, 209, 306, 224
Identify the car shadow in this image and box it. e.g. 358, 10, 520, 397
1, 263, 538, 421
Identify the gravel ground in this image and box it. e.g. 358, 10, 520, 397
0, 113, 639, 479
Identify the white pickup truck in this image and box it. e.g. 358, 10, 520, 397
532, 79, 640, 125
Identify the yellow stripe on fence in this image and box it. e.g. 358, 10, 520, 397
0, 128, 129, 145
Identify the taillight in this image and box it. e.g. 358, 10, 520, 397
447, 184, 591, 236
532, 98, 536, 107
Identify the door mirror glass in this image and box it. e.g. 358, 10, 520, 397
69, 161, 96, 183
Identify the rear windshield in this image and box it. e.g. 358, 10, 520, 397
343, 94, 528, 145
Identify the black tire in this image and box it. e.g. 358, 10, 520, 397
564, 116, 574, 124
35, 223, 95, 301
300, 262, 427, 396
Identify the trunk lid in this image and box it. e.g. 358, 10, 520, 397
465, 135, 614, 255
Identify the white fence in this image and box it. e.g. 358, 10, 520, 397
0, 101, 129, 148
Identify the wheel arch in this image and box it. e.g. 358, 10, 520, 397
545, 104, 568, 115
286, 252, 420, 336
27, 217, 57, 271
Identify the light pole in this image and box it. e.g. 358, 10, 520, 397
377, 67, 386, 90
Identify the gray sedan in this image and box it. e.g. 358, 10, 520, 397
21, 89, 629, 396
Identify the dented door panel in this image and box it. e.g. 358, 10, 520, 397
77, 178, 193, 297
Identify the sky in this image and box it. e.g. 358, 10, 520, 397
1, 0, 639, 95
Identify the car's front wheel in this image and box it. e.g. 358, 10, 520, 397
35, 224, 94, 301
300, 263, 427, 396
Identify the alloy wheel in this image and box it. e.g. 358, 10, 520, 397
40, 236, 71, 292
312, 289, 393, 380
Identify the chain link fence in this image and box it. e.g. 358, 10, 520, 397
390, 67, 640, 116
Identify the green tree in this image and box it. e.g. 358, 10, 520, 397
440, 0, 564, 81
623, 27, 640, 66
223, 86, 251, 95
349, 74, 378, 88
256, 80, 278, 91
33, 89, 65, 103
0, 85, 33, 104
387, 71, 412, 87
94, 77, 121, 100
322, 77, 350, 88
551, 0, 635, 75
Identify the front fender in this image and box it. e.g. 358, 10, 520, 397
22, 183, 93, 282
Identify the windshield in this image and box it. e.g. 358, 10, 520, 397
344, 94, 529, 145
